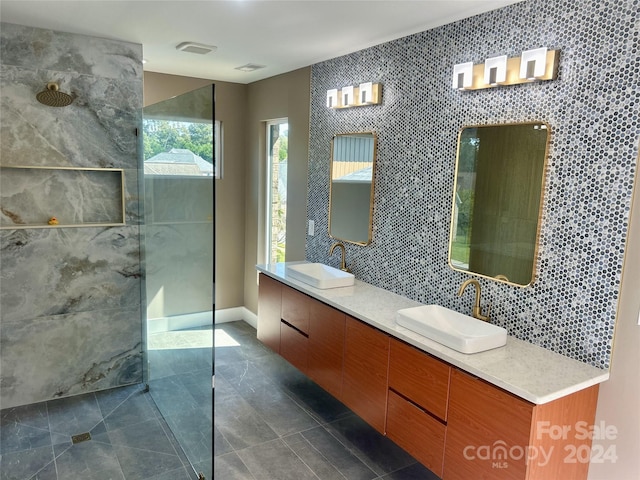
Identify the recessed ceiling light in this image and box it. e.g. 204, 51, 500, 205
176, 42, 217, 55
235, 63, 266, 72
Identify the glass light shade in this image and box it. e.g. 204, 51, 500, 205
359, 82, 373, 103
341, 85, 355, 106
520, 47, 548, 79
484, 55, 507, 85
452, 62, 474, 89
326, 89, 339, 108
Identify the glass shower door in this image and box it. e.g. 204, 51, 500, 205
142, 84, 214, 479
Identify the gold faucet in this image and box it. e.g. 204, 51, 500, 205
329, 242, 349, 272
458, 279, 490, 321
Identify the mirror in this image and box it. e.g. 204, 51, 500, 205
449, 122, 550, 286
329, 132, 377, 245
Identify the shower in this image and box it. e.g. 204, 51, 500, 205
36, 82, 73, 107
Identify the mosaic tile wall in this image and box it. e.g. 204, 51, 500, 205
306, 0, 640, 369
0, 23, 144, 408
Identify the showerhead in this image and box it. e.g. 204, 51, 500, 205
36, 82, 73, 107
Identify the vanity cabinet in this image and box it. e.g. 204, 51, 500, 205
342, 316, 390, 434
257, 273, 282, 353
386, 338, 450, 476
256, 273, 602, 480
308, 301, 345, 398
444, 369, 599, 480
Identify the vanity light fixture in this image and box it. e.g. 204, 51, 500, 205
326, 83, 382, 109
520, 47, 548, 80
452, 49, 559, 91
484, 55, 508, 86
452, 62, 474, 89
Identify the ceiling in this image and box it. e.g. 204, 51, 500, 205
0, 0, 521, 84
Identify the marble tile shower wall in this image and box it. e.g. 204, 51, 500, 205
0, 23, 144, 408
306, 0, 640, 369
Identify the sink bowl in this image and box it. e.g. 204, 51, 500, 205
396, 304, 507, 354
285, 263, 355, 289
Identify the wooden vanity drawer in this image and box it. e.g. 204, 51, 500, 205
280, 320, 308, 374
388, 338, 451, 421
281, 284, 310, 334
387, 390, 446, 477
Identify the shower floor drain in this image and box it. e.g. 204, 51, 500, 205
71, 432, 92, 444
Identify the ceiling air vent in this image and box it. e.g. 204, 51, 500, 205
176, 42, 217, 55
235, 63, 266, 72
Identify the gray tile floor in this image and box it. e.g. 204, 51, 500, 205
1, 324, 213, 480
147, 326, 213, 478
1, 320, 438, 480
214, 321, 440, 480
0, 383, 197, 480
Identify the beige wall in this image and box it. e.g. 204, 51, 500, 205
144, 69, 310, 313
143, 72, 248, 310
243, 68, 311, 314
589, 147, 640, 479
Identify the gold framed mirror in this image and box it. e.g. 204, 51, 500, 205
329, 132, 377, 245
448, 122, 550, 286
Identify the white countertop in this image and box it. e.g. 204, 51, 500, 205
257, 262, 609, 405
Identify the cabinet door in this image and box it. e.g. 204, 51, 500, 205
387, 390, 446, 477
444, 369, 533, 480
308, 300, 345, 398
342, 316, 389, 434
257, 273, 281, 353
388, 338, 451, 421
280, 321, 308, 374
281, 284, 310, 334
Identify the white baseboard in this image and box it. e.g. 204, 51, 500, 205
215, 306, 257, 329
147, 307, 256, 333
147, 311, 213, 334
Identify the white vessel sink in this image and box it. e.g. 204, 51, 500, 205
396, 304, 507, 354
285, 263, 355, 289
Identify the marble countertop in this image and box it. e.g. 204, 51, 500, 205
256, 262, 609, 405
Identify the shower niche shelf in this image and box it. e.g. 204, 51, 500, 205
0, 165, 126, 229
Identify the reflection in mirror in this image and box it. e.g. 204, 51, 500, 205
329, 132, 377, 245
449, 123, 550, 286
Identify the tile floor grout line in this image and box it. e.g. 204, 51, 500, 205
317, 418, 386, 477
26, 444, 58, 480
154, 407, 195, 471
46, 392, 106, 441
285, 432, 352, 480
224, 449, 259, 480
98, 383, 141, 422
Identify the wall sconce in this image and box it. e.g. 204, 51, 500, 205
484, 55, 508, 86
452, 62, 474, 89
520, 47, 548, 80
326, 83, 382, 109
452, 49, 559, 91
326, 89, 339, 108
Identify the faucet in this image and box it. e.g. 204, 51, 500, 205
457, 279, 490, 321
329, 242, 349, 272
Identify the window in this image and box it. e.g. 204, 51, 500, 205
142, 118, 214, 177
266, 119, 288, 263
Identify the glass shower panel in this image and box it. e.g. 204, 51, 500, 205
142, 84, 214, 479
